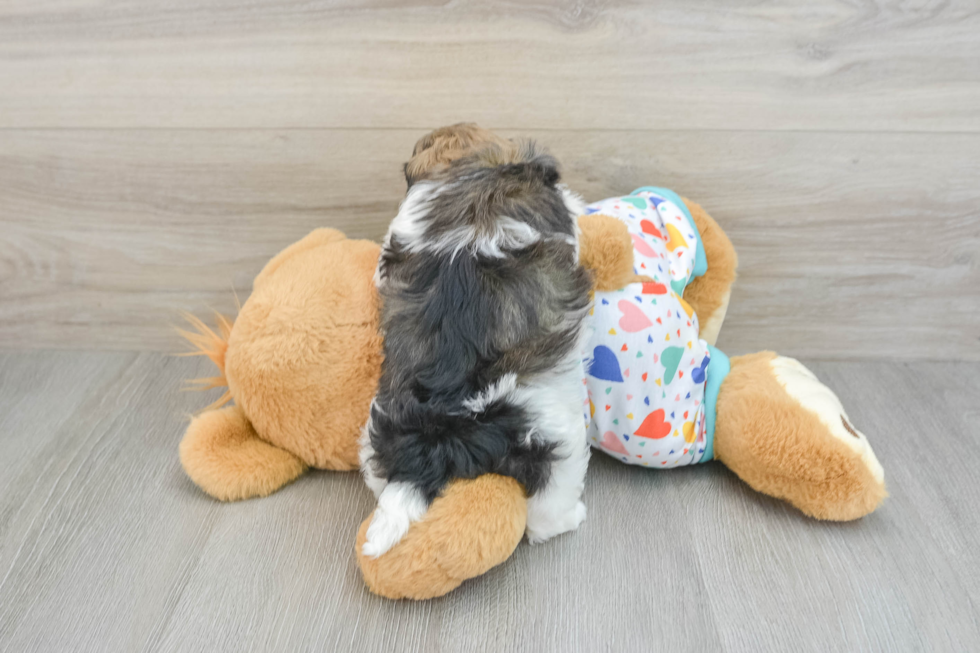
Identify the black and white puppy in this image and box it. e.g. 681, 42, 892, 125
360, 140, 593, 557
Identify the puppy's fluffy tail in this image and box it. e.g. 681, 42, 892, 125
362, 482, 428, 558
177, 311, 235, 412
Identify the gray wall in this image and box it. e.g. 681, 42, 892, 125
1, 1, 978, 359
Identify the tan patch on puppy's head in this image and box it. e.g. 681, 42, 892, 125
404, 123, 515, 187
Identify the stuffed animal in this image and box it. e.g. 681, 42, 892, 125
179, 127, 886, 600
354, 186, 886, 598
178, 227, 536, 596
178, 228, 382, 500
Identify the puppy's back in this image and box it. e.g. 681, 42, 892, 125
369, 142, 592, 502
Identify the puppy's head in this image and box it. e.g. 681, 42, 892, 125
416, 139, 579, 252
404, 123, 514, 188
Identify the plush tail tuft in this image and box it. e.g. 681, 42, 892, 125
177, 311, 235, 412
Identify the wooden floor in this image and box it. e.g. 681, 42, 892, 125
1, 351, 978, 652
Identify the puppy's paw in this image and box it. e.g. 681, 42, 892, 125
361, 482, 428, 558
362, 510, 407, 558
525, 501, 587, 545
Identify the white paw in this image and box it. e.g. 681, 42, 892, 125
361, 481, 428, 558
362, 509, 408, 558
526, 532, 548, 545
526, 501, 587, 545
573, 500, 587, 528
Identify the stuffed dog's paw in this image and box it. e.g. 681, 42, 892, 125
356, 474, 527, 599
715, 352, 887, 520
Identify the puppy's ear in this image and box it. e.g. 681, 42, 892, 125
496, 143, 561, 189
525, 154, 561, 187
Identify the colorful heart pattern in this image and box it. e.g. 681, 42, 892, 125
583, 190, 711, 469
617, 300, 653, 332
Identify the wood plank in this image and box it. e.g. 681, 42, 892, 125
0, 1, 978, 131
1, 352, 978, 651
2, 128, 977, 359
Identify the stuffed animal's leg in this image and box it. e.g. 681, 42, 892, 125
357, 474, 527, 600
180, 405, 306, 501
680, 199, 737, 345
713, 352, 886, 520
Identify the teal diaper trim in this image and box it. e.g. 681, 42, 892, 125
629, 186, 708, 283
701, 345, 730, 463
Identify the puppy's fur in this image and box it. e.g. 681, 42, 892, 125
361, 131, 592, 557
403, 122, 515, 188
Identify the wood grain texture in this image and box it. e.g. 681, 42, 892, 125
0, 1, 978, 131
1, 352, 978, 652
2, 128, 977, 358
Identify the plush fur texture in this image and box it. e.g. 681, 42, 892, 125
178, 229, 382, 501
679, 198, 738, 345
178, 311, 235, 411
356, 474, 527, 599
180, 405, 306, 501
226, 229, 383, 471
363, 141, 593, 556
577, 213, 651, 291
713, 351, 887, 520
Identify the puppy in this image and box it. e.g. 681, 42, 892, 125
360, 130, 593, 557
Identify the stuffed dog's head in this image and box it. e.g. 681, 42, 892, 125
404, 123, 514, 188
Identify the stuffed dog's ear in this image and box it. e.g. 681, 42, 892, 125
404, 123, 512, 187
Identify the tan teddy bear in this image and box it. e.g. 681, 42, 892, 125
180, 125, 885, 600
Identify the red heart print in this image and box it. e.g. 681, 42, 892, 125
642, 282, 667, 295
634, 409, 671, 439
640, 219, 664, 240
